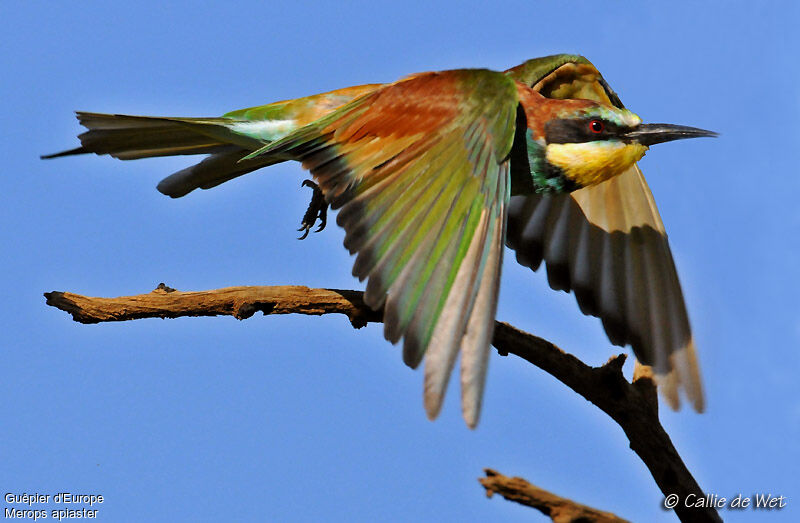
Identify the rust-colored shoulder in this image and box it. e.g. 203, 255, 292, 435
515, 82, 595, 140
328, 72, 466, 141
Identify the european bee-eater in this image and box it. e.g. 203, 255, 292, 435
43, 54, 716, 427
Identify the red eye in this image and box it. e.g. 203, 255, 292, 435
589, 120, 604, 133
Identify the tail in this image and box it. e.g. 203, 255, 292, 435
42, 112, 280, 198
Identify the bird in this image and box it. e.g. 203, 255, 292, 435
43, 54, 716, 428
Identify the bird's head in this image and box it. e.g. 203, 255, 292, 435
517, 90, 717, 193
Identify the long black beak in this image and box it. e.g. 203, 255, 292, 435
624, 123, 718, 146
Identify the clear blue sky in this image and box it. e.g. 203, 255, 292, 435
2, 1, 798, 521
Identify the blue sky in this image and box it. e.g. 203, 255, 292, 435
2, 1, 798, 521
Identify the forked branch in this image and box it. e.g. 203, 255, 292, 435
44, 284, 720, 522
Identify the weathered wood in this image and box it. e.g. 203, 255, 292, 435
44, 284, 720, 522
480, 468, 630, 523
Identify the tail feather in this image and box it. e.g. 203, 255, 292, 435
42, 112, 264, 161
41, 146, 90, 159
42, 112, 285, 197
156, 146, 279, 198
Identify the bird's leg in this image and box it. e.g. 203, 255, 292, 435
297, 179, 328, 240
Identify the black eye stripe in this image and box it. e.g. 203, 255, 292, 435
544, 118, 621, 144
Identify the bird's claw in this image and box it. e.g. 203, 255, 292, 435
297, 179, 328, 240
297, 225, 312, 240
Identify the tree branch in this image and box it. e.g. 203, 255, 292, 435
43, 283, 720, 522
479, 468, 629, 522
44, 283, 382, 327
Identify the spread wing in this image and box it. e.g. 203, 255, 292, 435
250, 69, 519, 427
505, 56, 704, 411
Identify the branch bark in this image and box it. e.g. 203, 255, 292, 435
44, 284, 720, 522
479, 468, 629, 522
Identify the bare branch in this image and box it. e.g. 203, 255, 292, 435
491, 324, 720, 522
44, 284, 381, 327
479, 468, 629, 522
43, 284, 720, 522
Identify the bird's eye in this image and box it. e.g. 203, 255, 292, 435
589, 120, 604, 134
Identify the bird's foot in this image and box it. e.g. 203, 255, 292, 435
298, 179, 328, 240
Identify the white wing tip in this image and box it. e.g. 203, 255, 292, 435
460, 393, 482, 429
424, 379, 446, 422
654, 338, 705, 413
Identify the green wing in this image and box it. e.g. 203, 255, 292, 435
251, 69, 519, 427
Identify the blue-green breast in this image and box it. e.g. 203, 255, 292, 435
509, 125, 577, 195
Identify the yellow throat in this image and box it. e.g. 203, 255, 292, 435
546, 141, 648, 187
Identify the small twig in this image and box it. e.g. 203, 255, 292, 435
479, 468, 629, 523
43, 284, 720, 522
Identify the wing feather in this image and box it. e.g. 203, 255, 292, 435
506, 167, 703, 410
424, 208, 490, 421
251, 69, 518, 426
458, 165, 509, 428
